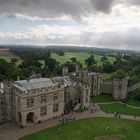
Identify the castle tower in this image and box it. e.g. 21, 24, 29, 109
62, 66, 68, 76
77, 69, 88, 82
113, 78, 128, 100
80, 82, 90, 108
0, 81, 14, 123
88, 73, 101, 96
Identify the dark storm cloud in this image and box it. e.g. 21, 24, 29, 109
0, 0, 117, 18
90, 0, 115, 13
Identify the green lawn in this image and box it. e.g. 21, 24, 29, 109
51, 52, 116, 67
92, 95, 114, 103
101, 73, 114, 80
127, 99, 140, 107
0, 56, 22, 65
127, 89, 140, 107
100, 103, 140, 116
0, 52, 116, 68
20, 118, 140, 140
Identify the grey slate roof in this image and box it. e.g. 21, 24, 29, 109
14, 76, 76, 92
14, 78, 56, 91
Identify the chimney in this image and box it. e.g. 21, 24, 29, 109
17, 76, 20, 81
62, 66, 68, 76
27, 78, 30, 82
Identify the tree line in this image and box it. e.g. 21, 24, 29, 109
0, 48, 140, 86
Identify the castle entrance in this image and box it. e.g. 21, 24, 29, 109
17, 112, 22, 123
26, 112, 34, 123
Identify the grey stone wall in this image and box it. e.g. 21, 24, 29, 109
100, 81, 113, 94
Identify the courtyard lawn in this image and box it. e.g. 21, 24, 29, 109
19, 118, 140, 140
101, 73, 114, 80
92, 94, 114, 103
126, 89, 140, 107
100, 103, 140, 116
51, 52, 116, 67
127, 99, 140, 107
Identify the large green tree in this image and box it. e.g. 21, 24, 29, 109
85, 55, 96, 67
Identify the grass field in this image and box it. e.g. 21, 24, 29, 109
19, 118, 140, 140
127, 99, 140, 107
127, 89, 140, 107
51, 52, 116, 67
101, 73, 114, 80
0, 52, 116, 68
92, 95, 115, 103
100, 103, 140, 116
0, 56, 22, 65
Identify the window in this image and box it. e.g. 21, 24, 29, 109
0, 101, 4, 106
86, 90, 89, 103
119, 85, 122, 89
32, 89, 36, 93
17, 98, 20, 107
40, 95, 47, 104
53, 93, 58, 101
40, 106, 47, 116
1, 110, 6, 116
86, 90, 88, 95
53, 104, 59, 112
27, 98, 34, 108
86, 98, 88, 103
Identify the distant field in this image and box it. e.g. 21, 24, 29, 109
0, 56, 22, 65
0, 51, 116, 67
52, 52, 116, 67
0, 48, 16, 57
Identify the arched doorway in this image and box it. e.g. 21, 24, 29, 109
17, 112, 22, 123
26, 112, 34, 123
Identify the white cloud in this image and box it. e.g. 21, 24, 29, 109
0, 0, 140, 51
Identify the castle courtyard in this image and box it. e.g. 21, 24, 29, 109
0, 103, 140, 140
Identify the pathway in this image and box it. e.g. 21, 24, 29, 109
0, 105, 140, 140
97, 102, 116, 105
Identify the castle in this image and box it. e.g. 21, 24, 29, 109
0, 66, 128, 127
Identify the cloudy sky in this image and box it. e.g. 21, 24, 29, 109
0, 0, 140, 50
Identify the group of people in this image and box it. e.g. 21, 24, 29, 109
90, 107, 100, 113
59, 114, 76, 124
114, 112, 121, 118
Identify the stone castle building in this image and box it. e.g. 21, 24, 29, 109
0, 67, 128, 127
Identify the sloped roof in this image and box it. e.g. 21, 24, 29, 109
14, 78, 56, 91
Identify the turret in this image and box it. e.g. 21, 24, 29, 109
62, 66, 68, 76
80, 82, 90, 108
113, 78, 128, 100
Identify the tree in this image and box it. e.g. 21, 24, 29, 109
71, 57, 77, 63
133, 65, 140, 75
102, 61, 114, 73
64, 61, 76, 73
11, 58, 18, 65
112, 70, 126, 79
85, 55, 96, 67
45, 58, 59, 73
101, 55, 108, 63
41, 66, 51, 77
53, 65, 62, 76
